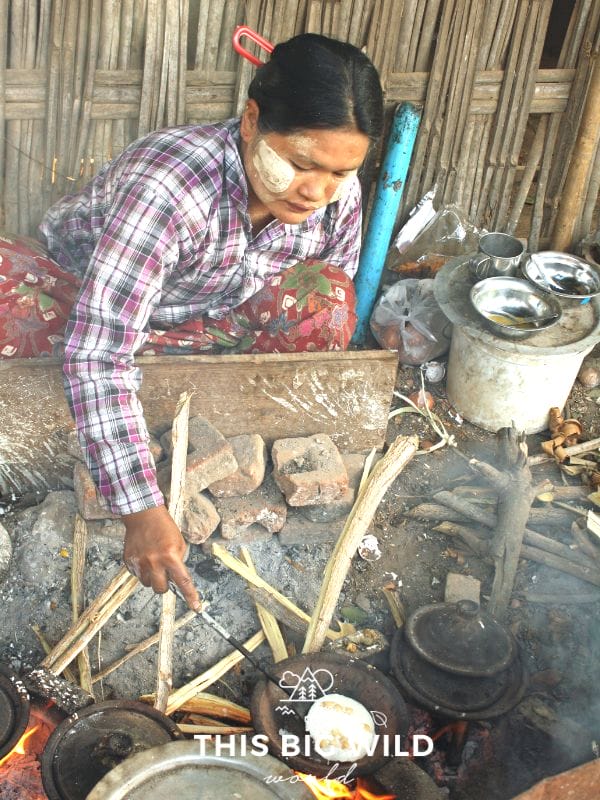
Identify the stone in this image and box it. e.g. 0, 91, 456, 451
277, 508, 346, 546
14, 491, 77, 585
207, 434, 267, 497
148, 435, 165, 464
181, 493, 220, 544
65, 429, 85, 460
444, 572, 481, 605
214, 473, 287, 539
0, 521, 12, 584
271, 434, 348, 506
161, 416, 238, 492
201, 525, 274, 552
299, 453, 372, 523
73, 462, 119, 520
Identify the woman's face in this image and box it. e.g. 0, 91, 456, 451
240, 101, 370, 226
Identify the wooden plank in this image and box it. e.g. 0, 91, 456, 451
0, 350, 397, 497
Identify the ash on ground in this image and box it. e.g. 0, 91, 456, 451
1, 361, 599, 800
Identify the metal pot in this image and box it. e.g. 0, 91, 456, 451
86, 740, 314, 799
390, 601, 527, 720
41, 700, 184, 800
0, 664, 30, 760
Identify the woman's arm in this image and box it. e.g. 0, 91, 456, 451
63, 184, 200, 608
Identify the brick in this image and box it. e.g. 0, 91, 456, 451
207, 434, 267, 497
181, 493, 220, 544
300, 453, 371, 523
160, 416, 238, 492
213, 473, 287, 539
444, 572, 481, 605
73, 462, 119, 521
271, 434, 348, 506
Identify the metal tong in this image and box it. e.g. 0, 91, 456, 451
167, 580, 301, 718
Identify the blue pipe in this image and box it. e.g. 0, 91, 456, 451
352, 102, 421, 345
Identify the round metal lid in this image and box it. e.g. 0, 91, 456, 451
86, 740, 314, 799
406, 600, 516, 677
0, 665, 30, 759
41, 700, 183, 800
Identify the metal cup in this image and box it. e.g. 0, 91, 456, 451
469, 233, 524, 281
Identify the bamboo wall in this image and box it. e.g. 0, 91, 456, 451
0, 0, 598, 249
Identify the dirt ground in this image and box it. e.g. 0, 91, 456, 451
1, 353, 599, 800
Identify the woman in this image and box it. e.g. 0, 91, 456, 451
2, 33, 383, 608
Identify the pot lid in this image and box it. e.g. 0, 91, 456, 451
86, 740, 314, 799
41, 700, 183, 800
0, 665, 30, 759
406, 600, 516, 676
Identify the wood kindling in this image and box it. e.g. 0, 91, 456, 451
71, 513, 93, 696
240, 546, 288, 663
141, 630, 266, 716
154, 391, 192, 713
303, 435, 418, 654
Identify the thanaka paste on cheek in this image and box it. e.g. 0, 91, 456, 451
330, 169, 358, 203
253, 139, 295, 193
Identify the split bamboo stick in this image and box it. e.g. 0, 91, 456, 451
177, 724, 253, 735
30, 625, 78, 685
71, 513, 93, 696
303, 435, 418, 654
142, 630, 265, 716
155, 391, 192, 713
176, 691, 251, 722
92, 610, 195, 684
211, 543, 344, 642
240, 547, 288, 663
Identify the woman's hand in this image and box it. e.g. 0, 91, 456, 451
122, 505, 201, 611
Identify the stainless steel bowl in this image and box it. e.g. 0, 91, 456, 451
522, 251, 600, 300
470, 277, 562, 340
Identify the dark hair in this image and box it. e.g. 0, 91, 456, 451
248, 34, 383, 143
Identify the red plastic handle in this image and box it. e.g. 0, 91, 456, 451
232, 25, 274, 66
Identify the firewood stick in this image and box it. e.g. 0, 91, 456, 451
240, 547, 288, 663
571, 521, 600, 563
244, 586, 312, 636
177, 724, 253, 735
177, 692, 251, 723
139, 630, 265, 716
30, 625, 78, 685
155, 391, 192, 713
434, 522, 600, 587
408, 501, 581, 533
41, 565, 138, 672
92, 610, 196, 684
48, 576, 140, 676
303, 435, 419, 654
71, 513, 93, 696
211, 544, 343, 641
382, 588, 407, 628
427, 494, 594, 568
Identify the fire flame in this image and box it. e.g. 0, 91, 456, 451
0, 725, 40, 767
297, 772, 396, 799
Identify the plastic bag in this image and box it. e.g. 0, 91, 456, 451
370, 279, 451, 365
385, 202, 481, 279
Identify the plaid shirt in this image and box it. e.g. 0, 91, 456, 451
40, 119, 362, 514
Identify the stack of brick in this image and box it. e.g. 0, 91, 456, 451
72, 417, 370, 546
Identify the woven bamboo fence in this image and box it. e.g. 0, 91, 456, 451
0, 0, 598, 248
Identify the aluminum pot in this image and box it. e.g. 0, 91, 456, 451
86, 740, 313, 799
